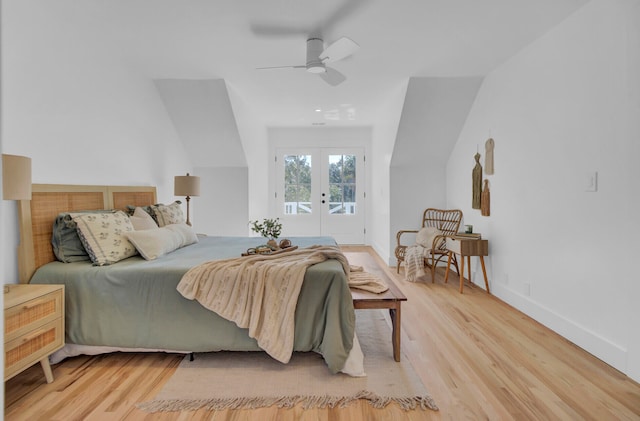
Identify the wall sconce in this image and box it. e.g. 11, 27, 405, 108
3, 154, 32, 201
174, 173, 200, 226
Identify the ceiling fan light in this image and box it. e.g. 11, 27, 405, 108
307, 64, 326, 74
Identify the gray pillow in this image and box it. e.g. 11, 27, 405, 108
51, 210, 116, 262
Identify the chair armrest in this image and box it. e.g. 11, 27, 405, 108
396, 230, 419, 247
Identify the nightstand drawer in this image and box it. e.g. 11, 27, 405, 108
446, 238, 488, 256
5, 288, 63, 343
4, 317, 64, 380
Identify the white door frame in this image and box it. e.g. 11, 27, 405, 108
273, 147, 366, 244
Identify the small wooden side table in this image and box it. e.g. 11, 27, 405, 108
445, 237, 490, 294
4, 284, 65, 383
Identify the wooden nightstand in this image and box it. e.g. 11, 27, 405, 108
4, 284, 65, 383
445, 236, 490, 294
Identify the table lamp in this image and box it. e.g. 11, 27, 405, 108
3, 154, 32, 289
3, 154, 32, 201
174, 173, 200, 226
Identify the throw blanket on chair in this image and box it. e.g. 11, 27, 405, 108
404, 244, 428, 282
177, 245, 350, 364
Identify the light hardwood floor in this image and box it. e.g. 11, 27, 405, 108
5, 246, 640, 420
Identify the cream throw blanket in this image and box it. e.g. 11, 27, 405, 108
177, 245, 353, 364
404, 245, 428, 282
348, 265, 388, 293
404, 227, 443, 282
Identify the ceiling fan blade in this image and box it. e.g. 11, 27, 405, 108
318, 67, 346, 86
256, 65, 306, 70
316, 0, 369, 37
319, 37, 360, 63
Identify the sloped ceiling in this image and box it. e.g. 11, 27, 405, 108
34, 0, 588, 129
2, 0, 589, 172
391, 77, 484, 167
155, 79, 247, 167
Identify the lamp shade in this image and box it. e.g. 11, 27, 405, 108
174, 173, 200, 197
2, 154, 32, 200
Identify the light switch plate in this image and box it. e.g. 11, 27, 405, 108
585, 171, 598, 192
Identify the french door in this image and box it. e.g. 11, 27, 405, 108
275, 148, 365, 244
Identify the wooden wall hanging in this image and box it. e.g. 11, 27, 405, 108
485, 138, 495, 175
481, 179, 490, 216
472, 152, 482, 209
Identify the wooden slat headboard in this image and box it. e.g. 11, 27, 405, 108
17, 184, 157, 283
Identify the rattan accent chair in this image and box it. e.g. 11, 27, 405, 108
395, 208, 463, 281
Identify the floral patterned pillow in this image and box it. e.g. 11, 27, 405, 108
73, 210, 138, 265
151, 201, 185, 227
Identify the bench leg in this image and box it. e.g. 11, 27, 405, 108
389, 306, 401, 362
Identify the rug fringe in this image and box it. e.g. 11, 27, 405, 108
137, 390, 439, 412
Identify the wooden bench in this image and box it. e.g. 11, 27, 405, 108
351, 278, 407, 362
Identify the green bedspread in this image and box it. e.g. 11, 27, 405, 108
30, 236, 355, 373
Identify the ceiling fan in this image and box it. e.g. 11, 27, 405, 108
256, 36, 359, 86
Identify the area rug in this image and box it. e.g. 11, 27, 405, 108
137, 309, 438, 412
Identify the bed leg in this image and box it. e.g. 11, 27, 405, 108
190, 352, 195, 361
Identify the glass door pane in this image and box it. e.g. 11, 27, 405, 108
284, 154, 312, 214
328, 154, 357, 215
276, 148, 321, 238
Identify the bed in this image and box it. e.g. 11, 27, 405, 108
17, 184, 361, 375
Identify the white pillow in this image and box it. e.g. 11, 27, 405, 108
125, 223, 198, 260
129, 207, 158, 230
74, 210, 138, 266
416, 226, 442, 249
151, 201, 185, 227
166, 223, 199, 246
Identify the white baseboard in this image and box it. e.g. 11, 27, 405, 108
491, 283, 628, 374
370, 241, 390, 266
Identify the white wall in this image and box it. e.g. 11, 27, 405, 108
193, 166, 248, 236
155, 79, 250, 235
447, 0, 640, 381
369, 82, 409, 263
625, 0, 640, 382
390, 77, 482, 264
1, 1, 192, 282
226, 83, 270, 229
